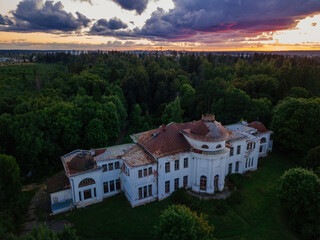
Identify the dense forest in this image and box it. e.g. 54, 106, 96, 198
1, 52, 320, 238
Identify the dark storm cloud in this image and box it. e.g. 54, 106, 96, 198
0, 0, 90, 32
0, 14, 14, 25
98, 0, 320, 41
89, 18, 128, 35
112, 0, 148, 15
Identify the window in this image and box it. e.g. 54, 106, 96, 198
138, 170, 142, 178
165, 181, 170, 193
237, 145, 241, 155
102, 164, 107, 172
79, 192, 82, 201
259, 146, 263, 153
184, 158, 188, 168
216, 144, 222, 149
143, 186, 147, 198
93, 187, 96, 197
116, 179, 121, 190
83, 189, 92, 200
174, 178, 179, 190
110, 180, 115, 192
139, 187, 142, 199
245, 159, 248, 168
228, 163, 232, 174
201, 144, 209, 149
251, 158, 254, 167
214, 175, 219, 191
144, 168, 148, 176
79, 178, 95, 188
115, 161, 120, 169
253, 143, 256, 149
230, 147, 234, 156
235, 161, 239, 173
200, 176, 207, 191
108, 163, 114, 171
183, 176, 188, 187
103, 182, 109, 193
175, 160, 180, 171
165, 162, 170, 173
148, 184, 152, 196
148, 167, 152, 175
261, 137, 266, 143
127, 168, 130, 176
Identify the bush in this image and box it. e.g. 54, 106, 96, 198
170, 188, 194, 206
154, 205, 215, 240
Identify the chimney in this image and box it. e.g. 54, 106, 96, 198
161, 124, 166, 132
90, 148, 95, 156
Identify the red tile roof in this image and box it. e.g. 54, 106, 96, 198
248, 121, 269, 133
135, 118, 228, 158
136, 122, 195, 158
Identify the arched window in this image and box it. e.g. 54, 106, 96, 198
261, 137, 266, 143
201, 145, 209, 149
79, 178, 95, 188
214, 175, 219, 191
200, 175, 207, 191
216, 144, 222, 149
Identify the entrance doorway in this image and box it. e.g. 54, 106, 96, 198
200, 176, 207, 191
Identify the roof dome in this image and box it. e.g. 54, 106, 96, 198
248, 121, 267, 133
182, 115, 228, 142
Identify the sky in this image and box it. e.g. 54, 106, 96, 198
0, 0, 320, 51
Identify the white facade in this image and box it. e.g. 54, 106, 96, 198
49, 117, 273, 213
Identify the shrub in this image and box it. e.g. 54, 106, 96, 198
171, 188, 194, 206
154, 205, 215, 240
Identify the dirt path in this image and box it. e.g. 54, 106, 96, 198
21, 183, 72, 235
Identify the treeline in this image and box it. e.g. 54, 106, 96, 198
0, 52, 320, 178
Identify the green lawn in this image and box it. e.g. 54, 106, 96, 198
57, 153, 297, 240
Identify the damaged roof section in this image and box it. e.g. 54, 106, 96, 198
122, 144, 156, 167
62, 144, 135, 176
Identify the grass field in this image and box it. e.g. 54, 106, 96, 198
56, 153, 297, 240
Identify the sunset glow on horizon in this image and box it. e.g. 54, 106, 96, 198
0, 0, 320, 51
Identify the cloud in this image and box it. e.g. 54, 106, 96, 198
0, 0, 90, 33
0, 14, 14, 25
97, 0, 320, 42
73, 0, 93, 5
112, 0, 149, 15
89, 17, 128, 35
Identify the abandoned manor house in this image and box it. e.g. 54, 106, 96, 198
47, 115, 273, 214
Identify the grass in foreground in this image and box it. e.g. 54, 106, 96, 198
56, 153, 297, 240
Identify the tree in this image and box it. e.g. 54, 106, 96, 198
154, 205, 215, 240
288, 87, 309, 98
244, 98, 272, 126
21, 224, 78, 240
277, 168, 320, 239
303, 146, 320, 171
271, 97, 320, 152
212, 88, 250, 124
85, 118, 108, 148
0, 154, 21, 210
161, 97, 183, 124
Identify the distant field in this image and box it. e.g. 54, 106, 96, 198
56, 153, 297, 240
